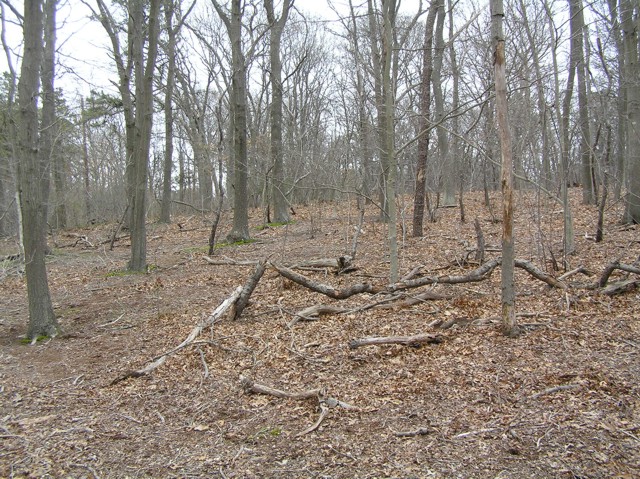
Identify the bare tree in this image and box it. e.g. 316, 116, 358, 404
491, 0, 519, 337
17, 0, 59, 339
621, 0, 640, 223
265, 0, 293, 224
212, 0, 250, 241
412, 0, 438, 237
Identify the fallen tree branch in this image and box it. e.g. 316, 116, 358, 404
287, 304, 349, 327
349, 333, 442, 349
272, 263, 376, 299
390, 259, 501, 291
529, 383, 581, 400
239, 375, 357, 436
233, 260, 267, 320
514, 259, 568, 289
240, 375, 321, 400
393, 427, 433, 437
111, 286, 243, 385
598, 260, 640, 287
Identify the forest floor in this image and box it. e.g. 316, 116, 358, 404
1, 189, 639, 479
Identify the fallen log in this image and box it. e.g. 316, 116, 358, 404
349, 333, 442, 349
233, 259, 267, 320
111, 286, 243, 385
514, 259, 568, 289
272, 263, 377, 299
598, 260, 640, 287
390, 259, 501, 291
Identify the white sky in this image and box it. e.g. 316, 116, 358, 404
0, 0, 426, 98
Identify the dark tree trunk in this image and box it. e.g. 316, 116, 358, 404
17, 0, 59, 339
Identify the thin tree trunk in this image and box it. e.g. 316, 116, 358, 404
266, 0, 292, 224
491, 0, 519, 337
412, 0, 438, 237
160, 0, 176, 224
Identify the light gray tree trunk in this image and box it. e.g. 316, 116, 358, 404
80, 97, 92, 222
621, 0, 640, 223
265, 0, 292, 224
17, 0, 59, 339
160, 0, 176, 224
491, 0, 519, 337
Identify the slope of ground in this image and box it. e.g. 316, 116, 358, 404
1, 190, 639, 478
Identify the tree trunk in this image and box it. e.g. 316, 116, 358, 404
160, 0, 176, 224
17, 0, 59, 339
382, 0, 398, 282
491, 0, 519, 337
412, 0, 438, 237
266, 0, 292, 224
129, 0, 161, 271
432, 2, 453, 206
621, 0, 640, 223
213, 0, 250, 241
571, 0, 595, 205
80, 97, 92, 222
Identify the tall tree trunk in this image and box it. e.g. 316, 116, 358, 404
160, 0, 176, 224
432, 2, 453, 206
491, 0, 519, 337
570, 0, 595, 204
129, 0, 161, 271
17, 0, 59, 339
212, 0, 250, 241
80, 97, 92, 222
265, 0, 292, 224
382, 0, 398, 282
412, 0, 438, 237
621, 0, 640, 223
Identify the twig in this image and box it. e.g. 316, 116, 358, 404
393, 427, 432, 437
349, 333, 442, 349
529, 383, 581, 400
296, 404, 329, 437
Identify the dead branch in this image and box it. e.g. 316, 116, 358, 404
514, 259, 568, 289
349, 333, 442, 349
393, 427, 432, 437
559, 265, 592, 281
272, 263, 376, 299
390, 258, 501, 291
374, 290, 451, 309
602, 279, 639, 296
111, 286, 243, 385
598, 260, 640, 287
233, 260, 267, 320
239, 375, 357, 436
297, 404, 329, 437
202, 256, 259, 266
529, 383, 581, 400
240, 375, 321, 400
288, 304, 348, 327
400, 265, 424, 282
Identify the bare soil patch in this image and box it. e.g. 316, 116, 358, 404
1, 191, 639, 478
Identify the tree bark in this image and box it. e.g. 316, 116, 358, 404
160, 0, 176, 224
266, 0, 292, 224
212, 0, 250, 241
17, 0, 59, 339
491, 0, 519, 337
621, 0, 640, 223
412, 0, 438, 237
129, 0, 161, 271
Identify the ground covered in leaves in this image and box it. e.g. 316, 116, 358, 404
1, 190, 639, 478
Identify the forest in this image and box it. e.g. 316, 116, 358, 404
1, 0, 639, 477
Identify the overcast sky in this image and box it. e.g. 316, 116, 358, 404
1, 0, 426, 98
